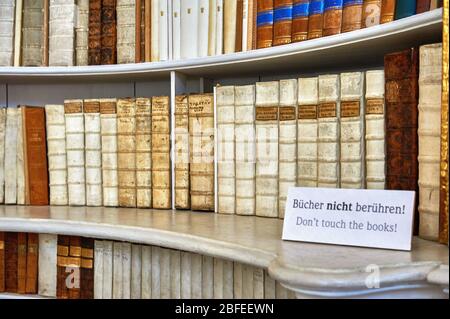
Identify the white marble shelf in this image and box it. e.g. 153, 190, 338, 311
0, 9, 442, 84
0, 205, 448, 298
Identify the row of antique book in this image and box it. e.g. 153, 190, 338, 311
0, 0, 442, 67
0, 232, 295, 299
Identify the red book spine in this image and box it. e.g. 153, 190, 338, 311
257, 0, 275, 48
5, 233, 18, 293
25, 233, 38, 294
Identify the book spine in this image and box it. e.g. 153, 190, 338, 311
255, 81, 279, 218
121, 242, 131, 299
13, 0, 23, 66
418, 43, 442, 241
173, 0, 181, 59
216, 0, 224, 54
25, 233, 38, 294
102, 241, 113, 298
380, 0, 396, 23
159, 248, 170, 298
152, 96, 171, 209
80, 237, 94, 299
273, 0, 293, 46
180, 0, 198, 59
318, 74, 341, 188
235, 85, 256, 216
144, 0, 151, 62
323, 0, 343, 36
175, 95, 190, 209
136, 0, 142, 63
88, 0, 101, 65
17, 109, 25, 205
0, 0, 15, 66
189, 94, 215, 211
140, 0, 146, 62
224, 0, 238, 53
235, 0, 244, 52
101, 0, 117, 65
5, 233, 18, 292
0, 232, 4, 292
342, 0, 363, 32
56, 235, 70, 298
49, 0, 75, 66
242, 0, 249, 51
150, 246, 161, 298
117, 0, 136, 63
100, 99, 119, 207
340, 72, 365, 189
217, 86, 236, 215
68, 236, 81, 299
158, 0, 169, 61
362, 0, 382, 28
45, 105, 68, 206
170, 250, 181, 298
365, 70, 386, 189
307, 0, 324, 39
43, 0, 49, 66
278, 79, 298, 218
395, 0, 416, 19
256, 0, 274, 48
136, 97, 152, 208
292, 0, 310, 42
297, 77, 319, 187
93, 240, 104, 299
131, 244, 142, 298
416, 0, 431, 12
17, 232, 27, 294
198, 0, 210, 57
117, 98, 137, 207
5, 108, 19, 204
141, 245, 152, 298
202, 255, 214, 298
180, 252, 192, 298
21, 0, 45, 66
75, 0, 89, 66
429, 0, 442, 10
213, 258, 223, 298
112, 241, 122, 298
0, 109, 6, 203
38, 234, 57, 297
246, 0, 256, 50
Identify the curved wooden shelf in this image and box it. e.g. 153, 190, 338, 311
0, 10, 442, 83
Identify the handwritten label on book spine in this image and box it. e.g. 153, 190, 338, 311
256, 106, 278, 121
298, 105, 318, 119
282, 187, 415, 250
366, 98, 384, 114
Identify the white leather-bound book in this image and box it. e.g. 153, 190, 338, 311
45, 104, 68, 206
112, 241, 123, 299
75, 0, 89, 66
208, 0, 217, 56
160, 248, 170, 298
233, 262, 243, 298
13, 0, 23, 66
151, 246, 161, 298
131, 244, 142, 299
297, 77, 319, 187
340, 72, 365, 189
136, 98, 152, 209
0, 108, 6, 203
223, 259, 233, 298
264, 270, 276, 298
94, 240, 104, 299
180, 252, 192, 299
170, 250, 181, 298
242, 0, 249, 51
174, 95, 190, 209
38, 234, 57, 297
172, 0, 181, 60
253, 267, 264, 299
255, 81, 279, 218
191, 253, 202, 299
159, 0, 169, 61
213, 258, 224, 298
122, 242, 132, 299
318, 74, 340, 188
202, 255, 214, 298
278, 79, 297, 218
365, 70, 386, 189
65, 99, 86, 206
141, 245, 152, 298
117, 0, 136, 63
5, 107, 18, 204
235, 85, 256, 216
217, 86, 236, 214
181, 0, 198, 59
100, 99, 119, 207
223, 0, 237, 54
16, 108, 25, 205
215, 0, 223, 55
242, 264, 254, 298
84, 99, 102, 206
102, 240, 113, 299
0, 0, 15, 66
418, 43, 442, 241
49, 0, 75, 66
198, 0, 210, 57
21, 0, 45, 66
151, 0, 159, 61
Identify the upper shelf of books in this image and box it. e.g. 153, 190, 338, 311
0, 10, 443, 83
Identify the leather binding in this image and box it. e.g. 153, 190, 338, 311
429, 0, 443, 9
136, 97, 152, 208
0, 109, 6, 203
175, 95, 190, 209
117, 0, 136, 63
380, 0, 396, 23
173, 0, 181, 59
278, 79, 298, 218
17, 232, 27, 294
22, 106, 49, 205
395, 0, 416, 19
136, 0, 142, 62
13, 0, 23, 66
307, 0, 325, 39
64, 99, 86, 206
48, 0, 75, 66
189, 94, 215, 211
246, 0, 256, 50
323, 0, 343, 36
80, 237, 94, 299
56, 235, 69, 298
0, 232, 4, 292
100, 99, 118, 207
224, 0, 238, 54
45, 105, 68, 205
273, 0, 293, 46
292, 0, 310, 42
5, 107, 19, 204
257, 0, 274, 48
5, 232, 18, 293
362, 0, 382, 28
0, 0, 15, 66
138, 0, 146, 62
340, 72, 365, 189
117, 98, 137, 208
418, 43, 442, 241
255, 81, 279, 218
25, 233, 38, 294
17, 109, 25, 205
318, 74, 341, 188
297, 77, 319, 187
181, 0, 198, 59
67, 236, 81, 298
101, 0, 117, 65
75, 0, 89, 66
365, 70, 386, 189
158, 0, 169, 61
151, 0, 160, 61
144, 0, 151, 62
216, 0, 224, 54
152, 96, 171, 209
342, 0, 363, 32
84, 99, 102, 206
217, 86, 236, 214
21, 0, 45, 66
38, 234, 57, 297
235, 0, 244, 52
235, 85, 255, 216
384, 48, 419, 233
416, 0, 431, 12
199, 0, 210, 57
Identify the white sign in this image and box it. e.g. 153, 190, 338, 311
282, 187, 416, 251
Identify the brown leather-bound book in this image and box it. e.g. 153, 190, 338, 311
236, 0, 244, 52
322, 0, 343, 36
430, 0, 443, 9
252, 0, 258, 49
362, 0, 382, 28
385, 48, 419, 234
21, 106, 49, 205
101, 0, 117, 65
257, 0, 274, 48
56, 235, 70, 299
292, 0, 310, 42
273, 0, 293, 45
307, 0, 325, 39
342, 0, 363, 32
43, 0, 49, 66
25, 233, 38, 294
0, 232, 5, 292
5, 233, 18, 293
140, 0, 146, 62
380, 0, 396, 23
416, 0, 430, 12
17, 232, 27, 294
136, 0, 142, 63
89, 0, 102, 65
80, 237, 94, 299
68, 236, 81, 299
145, 0, 152, 61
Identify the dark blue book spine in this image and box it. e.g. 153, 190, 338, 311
395, 0, 417, 19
